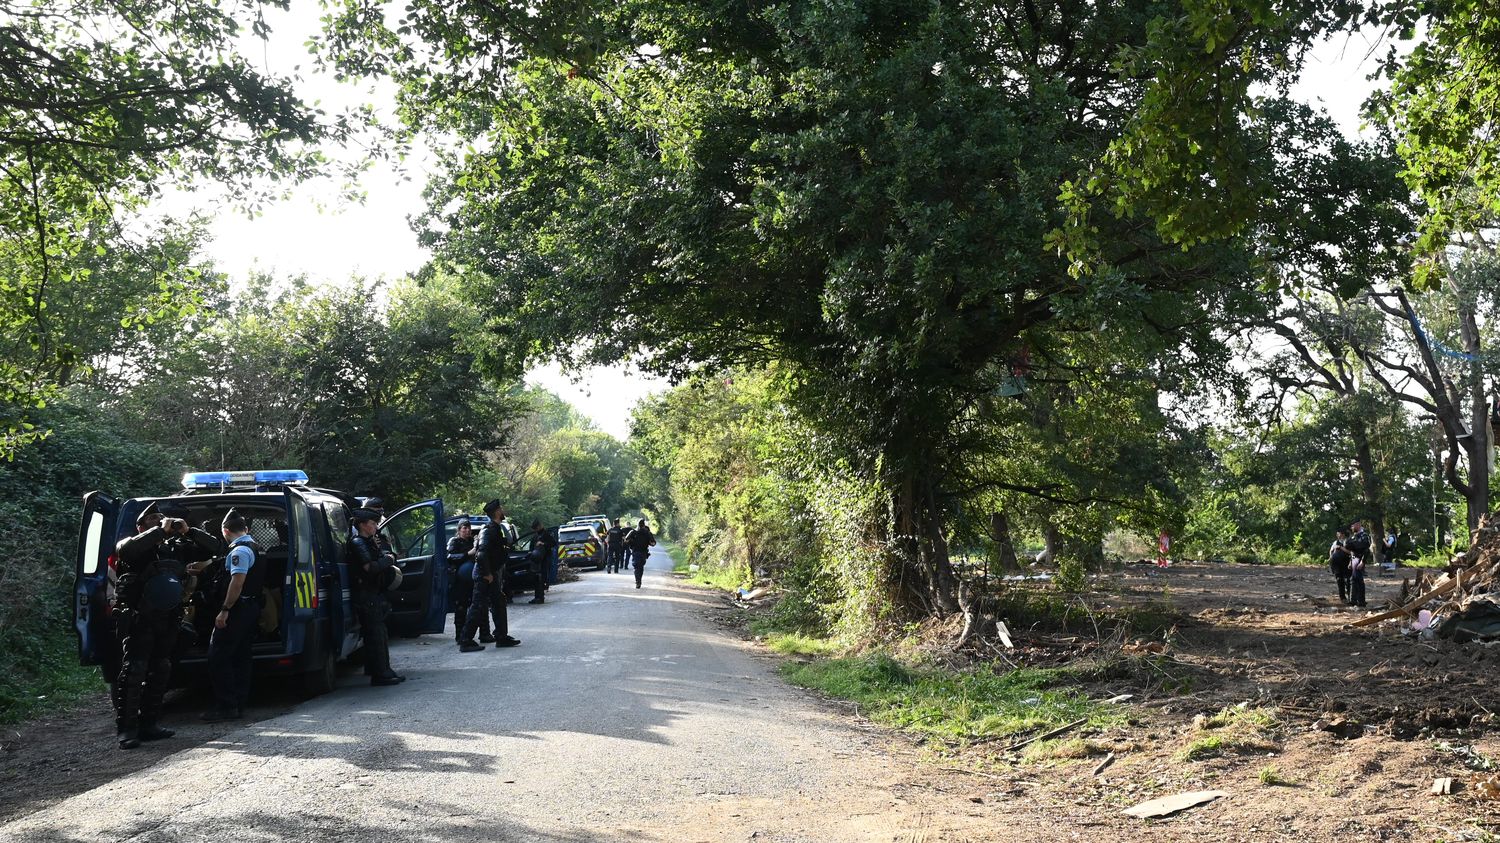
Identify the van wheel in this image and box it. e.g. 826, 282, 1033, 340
302, 650, 337, 697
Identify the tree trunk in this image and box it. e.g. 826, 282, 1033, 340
1037, 522, 1060, 566
1461, 305, 1490, 534
921, 477, 959, 614
1350, 417, 1387, 565
989, 511, 1020, 574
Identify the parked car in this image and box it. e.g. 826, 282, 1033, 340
557, 521, 606, 570
75, 469, 447, 696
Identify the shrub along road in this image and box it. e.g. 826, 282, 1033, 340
0, 548, 945, 842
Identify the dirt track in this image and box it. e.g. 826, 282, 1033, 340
4, 558, 1499, 841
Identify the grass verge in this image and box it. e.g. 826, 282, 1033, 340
665, 543, 751, 592
0, 630, 107, 725
780, 653, 1124, 743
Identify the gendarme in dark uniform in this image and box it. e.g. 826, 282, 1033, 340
458, 499, 520, 651
349, 508, 405, 686
112, 501, 218, 748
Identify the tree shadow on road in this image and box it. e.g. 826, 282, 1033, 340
5, 797, 676, 842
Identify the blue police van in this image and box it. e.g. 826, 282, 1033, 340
75, 470, 448, 695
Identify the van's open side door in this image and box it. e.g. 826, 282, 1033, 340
75, 491, 118, 667
378, 499, 448, 635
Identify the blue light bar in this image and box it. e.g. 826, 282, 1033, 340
254, 470, 309, 484
182, 469, 308, 489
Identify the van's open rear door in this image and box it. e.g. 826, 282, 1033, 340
75, 492, 118, 666
379, 499, 447, 635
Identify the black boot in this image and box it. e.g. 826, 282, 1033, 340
118, 728, 141, 750
138, 723, 175, 742
459, 640, 484, 652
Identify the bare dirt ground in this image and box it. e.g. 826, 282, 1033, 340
726, 561, 1500, 842
6, 560, 1499, 841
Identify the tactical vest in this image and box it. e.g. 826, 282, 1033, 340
212, 540, 265, 605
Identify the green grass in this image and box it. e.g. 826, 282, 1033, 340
0, 630, 107, 725
1179, 704, 1282, 761
664, 543, 751, 592
1403, 550, 1453, 570
764, 631, 840, 656
1258, 765, 1295, 786
780, 653, 1123, 743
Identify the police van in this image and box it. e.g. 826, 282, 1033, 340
75, 470, 448, 695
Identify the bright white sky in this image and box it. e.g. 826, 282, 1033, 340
169, 10, 1388, 441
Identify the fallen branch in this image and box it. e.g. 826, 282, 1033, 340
1005, 717, 1088, 752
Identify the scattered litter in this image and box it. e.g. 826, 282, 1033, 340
736, 586, 771, 602
1122, 790, 1228, 819
1103, 693, 1135, 704
995, 620, 1013, 649
1473, 773, 1500, 800
688, 563, 700, 573
555, 563, 580, 583
1432, 777, 1455, 795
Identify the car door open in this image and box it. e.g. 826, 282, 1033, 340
378, 499, 447, 635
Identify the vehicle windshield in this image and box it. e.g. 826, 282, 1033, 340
558, 527, 593, 544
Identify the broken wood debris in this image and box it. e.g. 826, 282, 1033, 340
1346, 514, 1500, 639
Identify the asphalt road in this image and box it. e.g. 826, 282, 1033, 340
1, 548, 925, 842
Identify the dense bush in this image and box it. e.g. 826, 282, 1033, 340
0, 399, 183, 721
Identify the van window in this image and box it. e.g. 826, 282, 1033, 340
324, 504, 349, 547
292, 502, 315, 566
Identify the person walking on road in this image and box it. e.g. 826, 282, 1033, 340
1328, 530, 1352, 605
203, 510, 266, 721
349, 509, 405, 686
625, 518, 656, 589
459, 500, 520, 651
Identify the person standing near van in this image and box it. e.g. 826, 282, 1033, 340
527, 518, 556, 604
349, 509, 404, 686
459, 500, 521, 651
203, 509, 265, 721
113, 503, 216, 748
446, 518, 485, 643
625, 518, 656, 589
